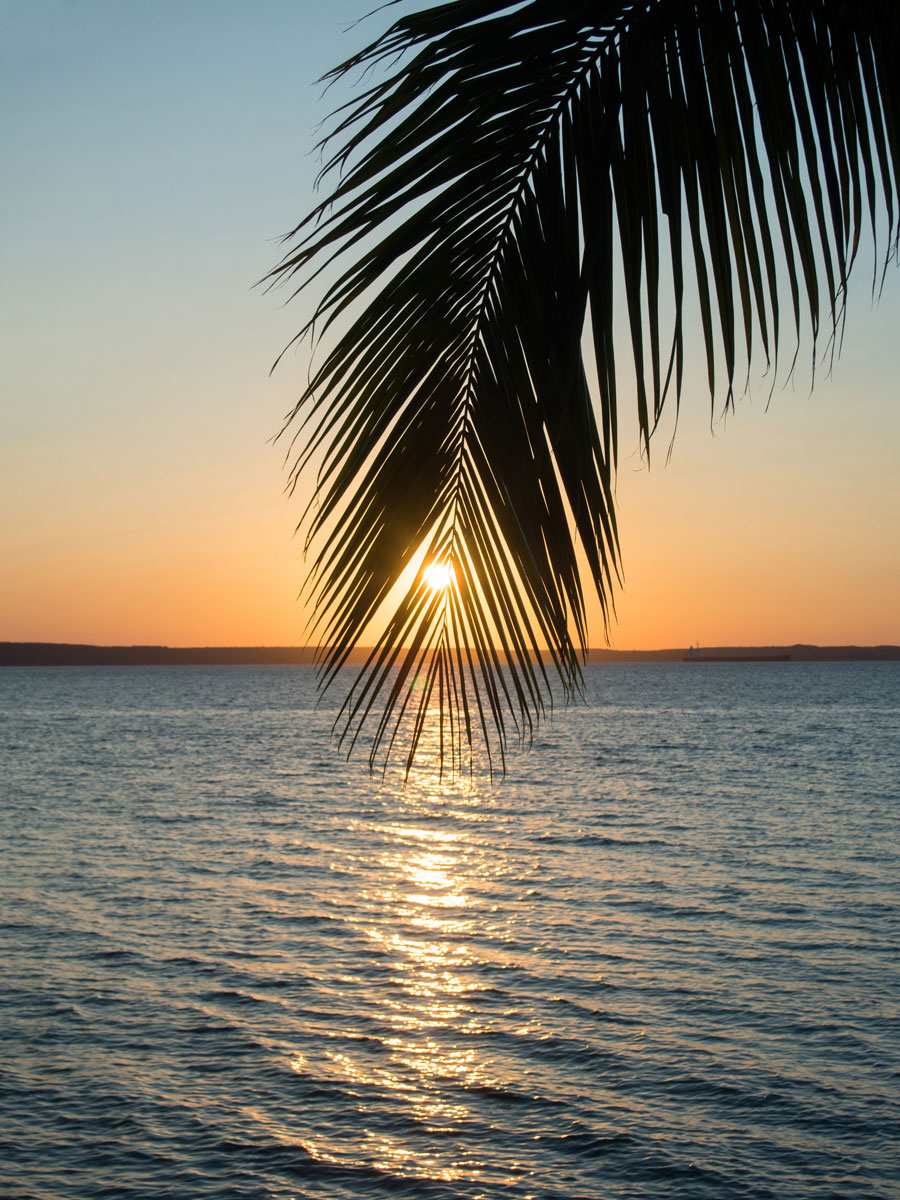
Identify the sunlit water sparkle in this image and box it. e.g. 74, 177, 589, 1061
1, 663, 898, 1199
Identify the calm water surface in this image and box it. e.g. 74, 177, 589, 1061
1, 664, 898, 1199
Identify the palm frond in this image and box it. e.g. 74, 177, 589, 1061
268, 0, 900, 776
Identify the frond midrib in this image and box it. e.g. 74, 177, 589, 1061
433, 21, 623, 661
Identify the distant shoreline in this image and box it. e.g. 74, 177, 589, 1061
2, 642, 899, 666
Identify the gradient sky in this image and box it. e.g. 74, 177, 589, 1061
2, 0, 898, 650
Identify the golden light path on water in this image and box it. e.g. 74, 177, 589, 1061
287, 723, 524, 1186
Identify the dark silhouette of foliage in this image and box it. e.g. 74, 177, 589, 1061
268, 0, 899, 775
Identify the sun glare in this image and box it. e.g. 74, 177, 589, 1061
423, 562, 455, 593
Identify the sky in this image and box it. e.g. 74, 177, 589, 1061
2, 0, 898, 651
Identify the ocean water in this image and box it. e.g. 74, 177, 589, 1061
1, 663, 898, 1200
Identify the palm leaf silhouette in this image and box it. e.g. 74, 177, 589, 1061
269, 0, 899, 776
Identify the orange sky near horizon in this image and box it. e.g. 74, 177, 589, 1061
2, 3, 898, 653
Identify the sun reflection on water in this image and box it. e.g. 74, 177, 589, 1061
287, 762, 509, 1183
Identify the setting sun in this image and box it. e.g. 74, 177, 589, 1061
423, 562, 455, 593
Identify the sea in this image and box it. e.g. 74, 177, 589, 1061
1, 662, 898, 1200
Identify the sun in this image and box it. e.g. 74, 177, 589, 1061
423, 562, 455, 593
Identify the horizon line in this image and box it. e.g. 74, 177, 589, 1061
2, 640, 899, 667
